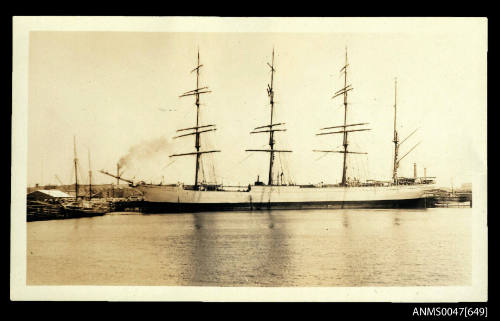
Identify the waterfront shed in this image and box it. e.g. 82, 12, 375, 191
27, 190, 72, 202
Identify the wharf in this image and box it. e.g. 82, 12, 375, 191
27, 201, 66, 221
424, 190, 472, 208
27, 198, 113, 221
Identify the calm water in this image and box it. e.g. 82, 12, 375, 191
27, 208, 471, 286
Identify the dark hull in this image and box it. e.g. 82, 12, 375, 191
136, 198, 428, 214
62, 208, 108, 218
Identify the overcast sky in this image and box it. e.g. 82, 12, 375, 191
26, 20, 487, 188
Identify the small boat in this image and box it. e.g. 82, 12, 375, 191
60, 199, 108, 218
63, 137, 110, 218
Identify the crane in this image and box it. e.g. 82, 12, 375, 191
54, 174, 64, 186
99, 170, 135, 185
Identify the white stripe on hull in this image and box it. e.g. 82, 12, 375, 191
137, 184, 433, 204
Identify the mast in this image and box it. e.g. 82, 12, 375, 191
73, 136, 79, 199
390, 78, 421, 184
268, 49, 276, 185
246, 49, 292, 186
341, 49, 349, 186
194, 50, 201, 188
170, 49, 220, 189
392, 78, 399, 184
314, 47, 370, 186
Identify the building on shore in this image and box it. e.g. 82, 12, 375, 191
27, 190, 72, 202
27, 184, 143, 199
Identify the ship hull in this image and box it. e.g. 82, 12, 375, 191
136, 184, 432, 213
139, 198, 427, 213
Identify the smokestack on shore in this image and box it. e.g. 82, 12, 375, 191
414, 163, 417, 178
116, 163, 120, 186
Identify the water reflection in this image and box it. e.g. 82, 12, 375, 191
253, 210, 290, 286
342, 211, 349, 228
187, 211, 290, 286
267, 211, 275, 229
27, 209, 472, 286
393, 213, 401, 226
334, 210, 404, 286
189, 213, 213, 284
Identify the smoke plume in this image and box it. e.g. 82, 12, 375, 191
118, 137, 175, 179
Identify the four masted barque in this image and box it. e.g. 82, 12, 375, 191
129, 48, 436, 213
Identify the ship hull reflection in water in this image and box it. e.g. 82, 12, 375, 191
27, 208, 471, 286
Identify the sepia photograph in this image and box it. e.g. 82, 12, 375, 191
11, 17, 487, 302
